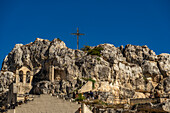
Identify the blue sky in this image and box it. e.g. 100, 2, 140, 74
0, 0, 170, 68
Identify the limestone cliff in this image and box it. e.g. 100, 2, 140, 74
1, 38, 170, 101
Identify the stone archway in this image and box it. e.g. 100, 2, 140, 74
17, 66, 32, 84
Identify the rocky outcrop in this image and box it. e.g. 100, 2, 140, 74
163, 77, 170, 93
124, 44, 157, 65
0, 71, 14, 93
157, 53, 170, 77
1, 38, 170, 102
141, 60, 161, 77
163, 99, 170, 112
0, 71, 14, 106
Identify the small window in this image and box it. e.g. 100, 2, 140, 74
26, 71, 30, 83
19, 71, 23, 82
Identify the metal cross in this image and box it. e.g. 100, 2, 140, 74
71, 27, 85, 50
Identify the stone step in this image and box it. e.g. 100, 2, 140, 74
7, 94, 80, 113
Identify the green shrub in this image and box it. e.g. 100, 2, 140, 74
81, 45, 91, 52
89, 78, 96, 89
87, 47, 103, 57
81, 46, 104, 57
75, 93, 85, 101
142, 76, 147, 83
96, 57, 100, 61
57, 38, 62, 42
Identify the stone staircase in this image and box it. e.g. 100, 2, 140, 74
7, 95, 80, 113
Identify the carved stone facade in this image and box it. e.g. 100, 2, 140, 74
14, 66, 33, 94
48, 65, 67, 82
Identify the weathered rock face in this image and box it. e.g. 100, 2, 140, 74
124, 44, 157, 65
157, 53, 170, 77
163, 77, 170, 93
112, 62, 144, 91
0, 71, 14, 106
163, 99, 170, 112
141, 60, 161, 77
0, 71, 14, 93
1, 38, 170, 101
99, 44, 126, 64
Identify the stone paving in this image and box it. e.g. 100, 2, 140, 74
7, 95, 80, 113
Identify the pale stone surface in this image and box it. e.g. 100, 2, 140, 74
158, 53, 170, 77
98, 82, 111, 92
163, 77, 170, 93
7, 94, 80, 113
94, 65, 111, 81
0, 71, 15, 106
133, 92, 146, 98
141, 60, 161, 77
1, 38, 170, 107
99, 44, 125, 64
0, 71, 14, 93
162, 99, 170, 112
78, 81, 93, 93
124, 44, 157, 65
82, 103, 92, 113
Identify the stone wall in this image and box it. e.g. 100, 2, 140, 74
130, 98, 159, 105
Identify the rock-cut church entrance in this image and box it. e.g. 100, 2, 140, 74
54, 69, 67, 81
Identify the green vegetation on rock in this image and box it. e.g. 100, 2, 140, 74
81, 45, 104, 57
87, 47, 103, 57
75, 93, 85, 101
57, 38, 62, 42
81, 45, 91, 52
82, 77, 96, 89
